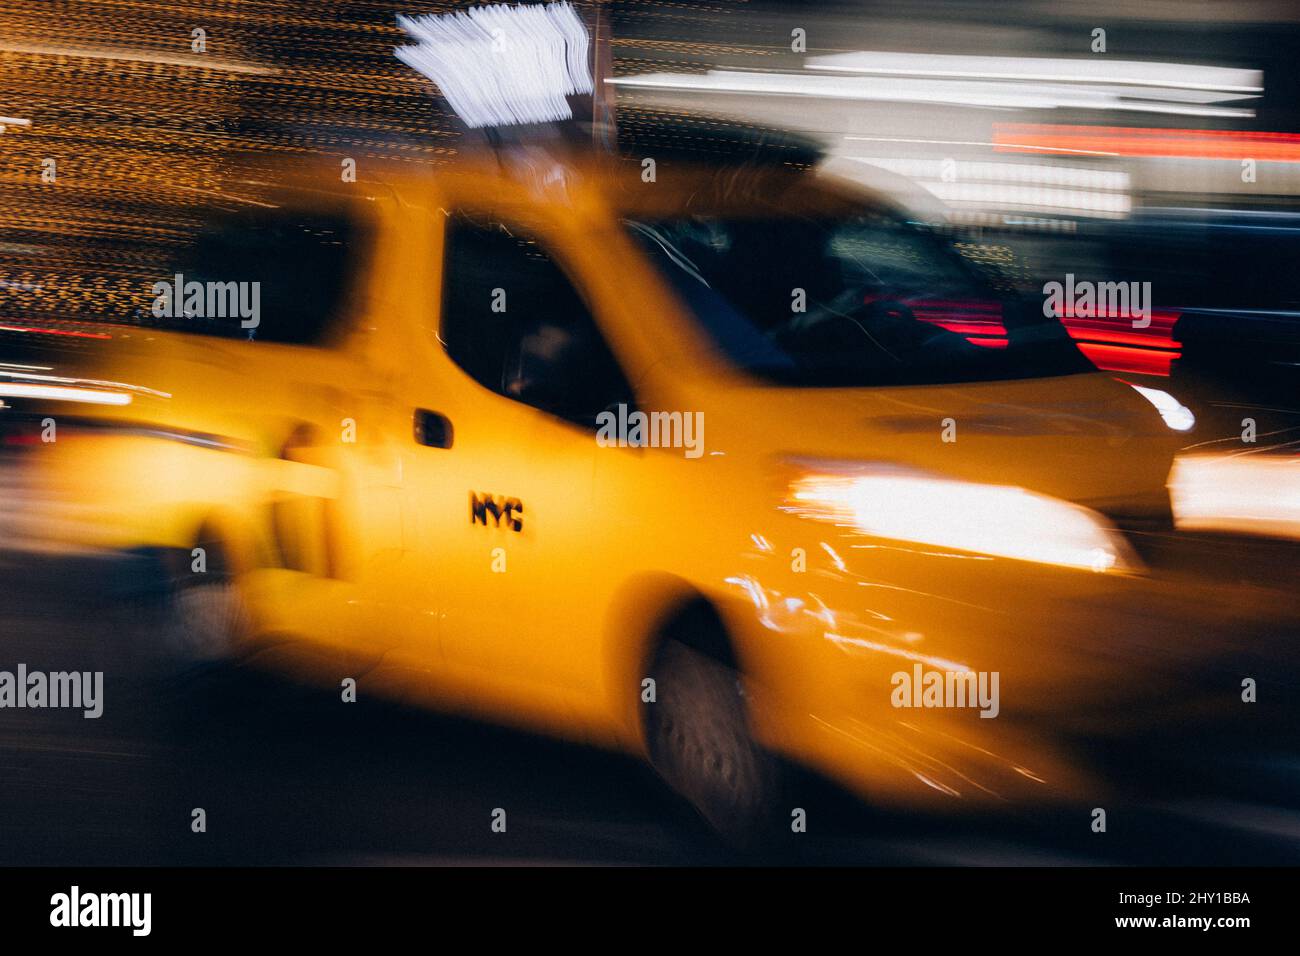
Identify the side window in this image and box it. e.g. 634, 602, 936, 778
141, 201, 368, 344
440, 212, 633, 426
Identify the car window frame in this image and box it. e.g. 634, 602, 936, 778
436, 205, 639, 430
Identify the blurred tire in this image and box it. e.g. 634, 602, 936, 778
164, 576, 248, 664
156, 537, 249, 672
643, 638, 781, 845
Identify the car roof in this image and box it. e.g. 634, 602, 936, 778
203, 140, 890, 224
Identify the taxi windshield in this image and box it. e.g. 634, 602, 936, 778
624, 211, 1093, 387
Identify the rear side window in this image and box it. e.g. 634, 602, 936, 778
139, 201, 369, 345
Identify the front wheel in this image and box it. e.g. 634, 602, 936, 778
643, 639, 781, 844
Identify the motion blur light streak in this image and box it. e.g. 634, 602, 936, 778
787, 465, 1133, 573
1125, 383, 1196, 432
0, 369, 169, 400
395, 2, 592, 128
0, 383, 130, 406
1170, 455, 1300, 540
0, 39, 277, 75
896, 298, 1008, 348
923, 182, 1130, 217
612, 70, 1257, 117
804, 52, 1263, 95
994, 125, 1300, 163
843, 134, 1121, 158
847, 158, 1129, 191
1074, 343, 1180, 377
823, 634, 970, 674
0, 325, 112, 340
845, 155, 1133, 219
1058, 310, 1182, 377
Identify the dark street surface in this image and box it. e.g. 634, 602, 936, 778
2, 552, 1298, 867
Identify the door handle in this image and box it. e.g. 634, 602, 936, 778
414, 408, 454, 449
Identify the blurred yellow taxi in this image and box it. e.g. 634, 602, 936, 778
6, 152, 1198, 837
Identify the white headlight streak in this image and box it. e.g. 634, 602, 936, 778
786, 464, 1137, 573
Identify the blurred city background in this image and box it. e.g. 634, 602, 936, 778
4, 1, 1300, 428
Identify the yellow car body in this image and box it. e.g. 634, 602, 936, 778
11, 155, 1214, 825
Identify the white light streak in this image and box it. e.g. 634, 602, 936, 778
805, 51, 1262, 94
396, 2, 592, 129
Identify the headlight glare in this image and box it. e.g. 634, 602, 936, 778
785, 462, 1139, 573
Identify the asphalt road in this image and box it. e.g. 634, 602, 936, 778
1, 548, 1298, 867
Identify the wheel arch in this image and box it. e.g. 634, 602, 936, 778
602, 573, 747, 750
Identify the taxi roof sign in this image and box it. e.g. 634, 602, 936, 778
395, 2, 593, 130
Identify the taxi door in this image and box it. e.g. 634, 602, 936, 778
399, 207, 636, 712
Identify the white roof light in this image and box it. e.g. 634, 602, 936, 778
396, 2, 593, 129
